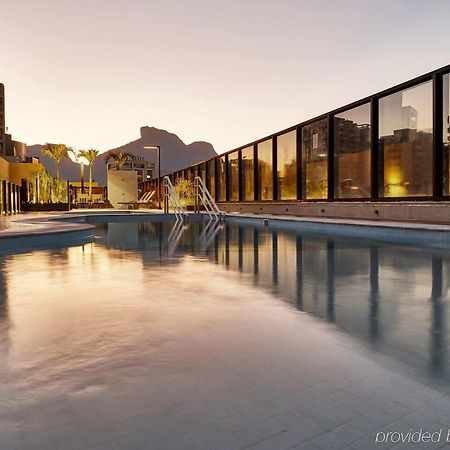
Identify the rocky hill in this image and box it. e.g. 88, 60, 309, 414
26, 126, 217, 186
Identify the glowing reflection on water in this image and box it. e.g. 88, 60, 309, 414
0, 220, 449, 445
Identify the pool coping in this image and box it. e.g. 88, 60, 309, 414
225, 213, 450, 249
224, 212, 450, 231
2, 211, 450, 250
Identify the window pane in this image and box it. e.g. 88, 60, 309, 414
217, 156, 226, 201
187, 167, 195, 181
302, 119, 328, 199
242, 146, 254, 200
258, 140, 273, 200
444, 74, 450, 195
277, 131, 297, 200
228, 151, 239, 201
207, 160, 215, 197
379, 80, 433, 197
199, 162, 206, 184
334, 103, 371, 198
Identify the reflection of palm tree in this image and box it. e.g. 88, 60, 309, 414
41, 143, 71, 180
104, 150, 134, 170
79, 149, 100, 202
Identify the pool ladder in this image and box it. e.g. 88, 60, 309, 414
163, 176, 187, 221
194, 176, 223, 221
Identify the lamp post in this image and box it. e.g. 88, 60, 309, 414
143, 145, 161, 209
67, 150, 90, 206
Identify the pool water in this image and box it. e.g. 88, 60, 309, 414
1, 219, 450, 450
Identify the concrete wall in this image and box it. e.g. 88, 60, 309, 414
218, 201, 450, 224
107, 170, 138, 208
9, 161, 44, 185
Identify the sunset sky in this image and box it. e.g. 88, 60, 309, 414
1, 0, 450, 154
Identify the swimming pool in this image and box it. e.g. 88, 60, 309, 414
1, 217, 449, 449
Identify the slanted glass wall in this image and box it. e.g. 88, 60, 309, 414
217, 156, 226, 201
199, 162, 206, 184
443, 73, 450, 196
228, 151, 239, 201
207, 160, 215, 197
187, 167, 195, 182
257, 140, 273, 200
379, 80, 433, 197
334, 103, 371, 198
302, 118, 328, 199
276, 131, 296, 200
241, 146, 254, 200
163, 68, 450, 204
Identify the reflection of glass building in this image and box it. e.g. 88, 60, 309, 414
204, 223, 450, 381
149, 64, 450, 206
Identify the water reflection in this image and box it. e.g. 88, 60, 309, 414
94, 220, 450, 382
0, 219, 449, 391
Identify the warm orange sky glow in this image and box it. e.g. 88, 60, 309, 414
1, 0, 450, 153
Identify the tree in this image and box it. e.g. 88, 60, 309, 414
174, 178, 194, 207
79, 149, 100, 202
41, 143, 71, 180
104, 150, 134, 169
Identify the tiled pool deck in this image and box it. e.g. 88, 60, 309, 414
1, 212, 450, 449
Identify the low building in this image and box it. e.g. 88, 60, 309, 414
0, 82, 46, 214
107, 156, 154, 184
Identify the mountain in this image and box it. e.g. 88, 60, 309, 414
26, 126, 217, 186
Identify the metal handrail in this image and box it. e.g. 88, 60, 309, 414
194, 176, 223, 221
199, 218, 223, 250
163, 176, 186, 221
168, 219, 187, 255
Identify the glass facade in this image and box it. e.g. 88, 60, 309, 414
444, 73, 450, 196
207, 159, 215, 197
199, 162, 206, 184
241, 146, 254, 201
257, 140, 273, 200
158, 67, 450, 205
187, 167, 196, 182
379, 80, 433, 197
228, 151, 239, 201
277, 131, 297, 200
217, 156, 226, 201
302, 119, 328, 199
334, 103, 371, 198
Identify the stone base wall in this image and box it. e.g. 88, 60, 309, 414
217, 201, 450, 224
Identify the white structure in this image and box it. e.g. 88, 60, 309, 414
107, 170, 138, 208
106, 156, 154, 184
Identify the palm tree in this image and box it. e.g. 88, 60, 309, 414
41, 143, 70, 180
104, 150, 134, 170
79, 149, 100, 202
